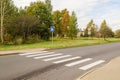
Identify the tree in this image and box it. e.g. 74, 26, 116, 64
99, 20, 114, 40
52, 10, 62, 37
45, 0, 52, 13
6, 15, 39, 41
0, 0, 17, 44
26, 1, 52, 40
115, 29, 120, 38
84, 19, 96, 37
67, 11, 78, 39
61, 9, 70, 37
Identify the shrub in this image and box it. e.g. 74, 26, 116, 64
15, 37, 23, 45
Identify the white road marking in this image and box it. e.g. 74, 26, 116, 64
34, 53, 62, 59
26, 52, 55, 57
53, 56, 81, 64
79, 60, 105, 70
19, 51, 48, 56
43, 55, 72, 61
65, 58, 92, 67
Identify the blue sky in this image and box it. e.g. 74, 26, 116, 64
13, 0, 120, 31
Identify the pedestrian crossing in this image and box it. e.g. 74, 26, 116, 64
65, 58, 92, 67
53, 56, 81, 64
19, 51, 105, 71
43, 55, 72, 61
79, 60, 105, 70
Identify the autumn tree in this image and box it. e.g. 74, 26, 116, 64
67, 11, 78, 39
61, 9, 70, 37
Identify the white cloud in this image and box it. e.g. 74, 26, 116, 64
13, 0, 120, 31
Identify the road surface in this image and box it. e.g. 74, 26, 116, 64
0, 43, 120, 80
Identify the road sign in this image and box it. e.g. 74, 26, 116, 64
50, 26, 55, 46
50, 26, 55, 32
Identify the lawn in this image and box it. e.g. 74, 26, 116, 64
0, 37, 120, 51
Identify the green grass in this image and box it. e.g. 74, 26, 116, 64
0, 37, 120, 51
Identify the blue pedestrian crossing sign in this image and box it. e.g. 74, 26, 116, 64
50, 26, 55, 32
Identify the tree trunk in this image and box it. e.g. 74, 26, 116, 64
1, 16, 4, 44
1, 1, 4, 44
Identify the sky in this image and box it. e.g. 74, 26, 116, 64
13, 0, 120, 31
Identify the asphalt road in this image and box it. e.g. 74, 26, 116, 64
0, 43, 120, 80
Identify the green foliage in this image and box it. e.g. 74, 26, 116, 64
0, 0, 18, 43
0, 0, 117, 46
99, 20, 114, 40
52, 10, 62, 37
0, 38, 120, 50
67, 11, 78, 39
115, 29, 120, 38
26, 1, 52, 40
45, 0, 52, 13
84, 19, 96, 37
6, 15, 39, 41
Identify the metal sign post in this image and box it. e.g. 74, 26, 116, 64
50, 26, 55, 46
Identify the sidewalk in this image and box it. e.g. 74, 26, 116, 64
0, 48, 46, 56
77, 56, 120, 80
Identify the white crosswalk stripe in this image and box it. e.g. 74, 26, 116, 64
19, 51, 48, 56
43, 55, 72, 61
53, 56, 81, 64
34, 53, 62, 59
18, 51, 106, 71
79, 60, 105, 70
26, 52, 55, 57
65, 58, 92, 67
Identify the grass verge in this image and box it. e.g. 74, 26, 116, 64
0, 38, 120, 51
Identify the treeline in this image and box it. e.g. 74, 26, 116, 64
83, 19, 120, 40
83, 19, 114, 40
0, 0, 120, 45
0, 0, 78, 44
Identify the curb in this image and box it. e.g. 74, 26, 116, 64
76, 69, 97, 80
0, 52, 22, 56
0, 48, 46, 56
76, 63, 106, 80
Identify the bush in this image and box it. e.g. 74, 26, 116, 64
115, 29, 120, 38
25, 35, 41, 44
4, 34, 13, 42
15, 37, 23, 45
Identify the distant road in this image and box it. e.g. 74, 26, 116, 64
0, 42, 120, 80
